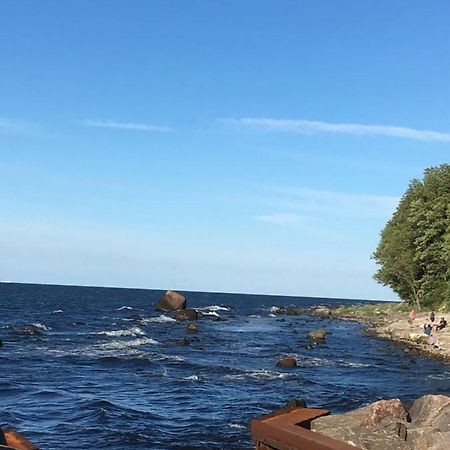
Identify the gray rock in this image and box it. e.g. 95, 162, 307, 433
311, 395, 450, 450
312, 399, 408, 449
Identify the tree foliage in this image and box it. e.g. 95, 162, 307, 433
373, 164, 450, 310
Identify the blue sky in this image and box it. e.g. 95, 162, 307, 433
1, 1, 450, 299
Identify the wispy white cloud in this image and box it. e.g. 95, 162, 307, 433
256, 186, 399, 225
0, 117, 39, 135
83, 120, 173, 132
256, 212, 313, 225
275, 187, 399, 218
221, 117, 450, 142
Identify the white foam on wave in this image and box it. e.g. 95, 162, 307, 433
270, 306, 283, 314
201, 305, 230, 312
99, 337, 159, 350
31, 323, 51, 331
229, 423, 246, 430
201, 311, 220, 318
52, 309, 64, 314
184, 375, 200, 381
289, 355, 371, 369
117, 306, 133, 311
94, 326, 145, 337
145, 315, 177, 324
224, 368, 290, 381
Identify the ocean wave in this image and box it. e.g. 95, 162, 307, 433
52, 309, 64, 314
200, 311, 220, 318
117, 306, 133, 311
229, 423, 246, 430
98, 337, 159, 350
224, 368, 291, 381
94, 326, 145, 337
183, 375, 200, 381
31, 322, 51, 331
145, 315, 177, 324
201, 305, 230, 312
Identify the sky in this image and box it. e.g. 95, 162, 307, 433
1, 1, 450, 300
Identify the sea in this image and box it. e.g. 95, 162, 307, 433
1, 283, 450, 449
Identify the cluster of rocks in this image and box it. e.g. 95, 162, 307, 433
276, 329, 327, 368
154, 290, 213, 345
311, 394, 450, 450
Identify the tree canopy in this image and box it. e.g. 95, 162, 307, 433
373, 164, 450, 310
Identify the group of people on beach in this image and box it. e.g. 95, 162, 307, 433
408, 309, 447, 349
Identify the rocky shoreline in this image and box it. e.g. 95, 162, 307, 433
307, 303, 450, 363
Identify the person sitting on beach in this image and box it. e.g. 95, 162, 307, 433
436, 317, 447, 331
408, 309, 415, 324
430, 311, 436, 323
423, 320, 432, 336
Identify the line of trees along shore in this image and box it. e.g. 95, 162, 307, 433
373, 164, 450, 311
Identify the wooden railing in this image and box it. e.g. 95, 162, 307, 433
251, 407, 362, 450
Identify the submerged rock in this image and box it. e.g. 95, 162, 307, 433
276, 357, 297, 368
186, 323, 199, 333
307, 329, 327, 340
174, 309, 199, 321
155, 290, 186, 311
11, 325, 42, 336
286, 306, 304, 316
170, 338, 191, 346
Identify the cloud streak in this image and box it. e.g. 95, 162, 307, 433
256, 186, 400, 222
83, 120, 173, 132
222, 118, 450, 142
0, 117, 39, 135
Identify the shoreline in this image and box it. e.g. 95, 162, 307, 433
308, 303, 450, 363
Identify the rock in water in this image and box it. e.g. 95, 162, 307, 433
186, 323, 199, 333
155, 290, 186, 311
286, 306, 304, 316
307, 329, 327, 340
174, 309, 199, 321
276, 357, 297, 368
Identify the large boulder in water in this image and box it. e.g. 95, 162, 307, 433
155, 290, 186, 311
174, 309, 199, 321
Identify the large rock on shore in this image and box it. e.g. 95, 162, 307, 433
311, 395, 450, 450
155, 290, 186, 311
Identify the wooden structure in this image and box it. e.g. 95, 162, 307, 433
251, 406, 362, 450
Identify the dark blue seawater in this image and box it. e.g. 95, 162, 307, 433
1, 283, 450, 449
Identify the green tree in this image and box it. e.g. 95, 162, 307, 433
373, 164, 450, 310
